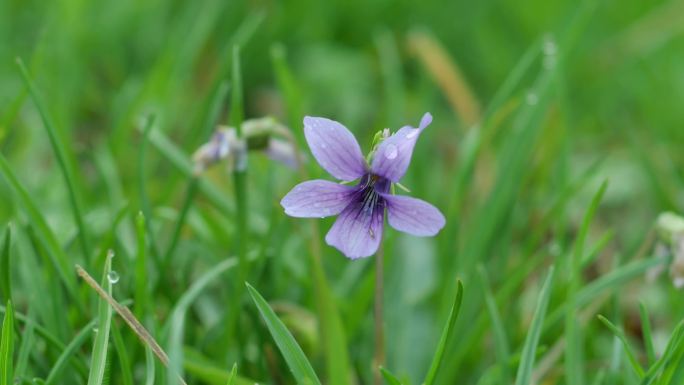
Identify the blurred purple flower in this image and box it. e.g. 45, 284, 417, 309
281, 113, 445, 259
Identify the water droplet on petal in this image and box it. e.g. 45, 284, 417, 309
107, 271, 120, 284
406, 130, 419, 139
384, 144, 398, 159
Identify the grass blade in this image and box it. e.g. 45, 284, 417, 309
16, 58, 90, 262
424, 280, 464, 385
597, 315, 644, 378
226, 363, 237, 385
0, 153, 83, 311
87, 252, 114, 385
380, 366, 403, 385
478, 266, 512, 385
639, 302, 656, 365
246, 282, 322, 385
514, 266, 555, 385
0, 300, 14, 385
166, 258, 239, 385
566, 180, 608, 385
111, 323, 134, 385
45, 320, 97, 385
0, 226, 11, 304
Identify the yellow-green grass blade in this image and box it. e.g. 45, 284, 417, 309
0, 300, 14, 385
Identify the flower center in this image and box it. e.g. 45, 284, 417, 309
357, 174, 390, 217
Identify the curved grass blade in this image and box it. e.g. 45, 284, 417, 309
165, 258, 238, 385
45, 320, 97, 385
87, 252, 114, 385
16, 58, 90, 262
246, 282, 322, 385
597, 315, 644, 378
0, 300, 14, 385
0, 154, 83, 311
514, 266, 555, 385
424, 280, 464, 385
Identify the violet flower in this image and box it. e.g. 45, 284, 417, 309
281, 113, 446, 259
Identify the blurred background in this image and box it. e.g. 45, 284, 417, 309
1, 0, 684, 384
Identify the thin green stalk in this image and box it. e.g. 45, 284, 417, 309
374, 242, 385, 385
231, 45, 248, 283
16, 58, 91, 263
228, 46, 248, 354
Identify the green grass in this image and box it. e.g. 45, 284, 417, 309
1, 0, 684, 384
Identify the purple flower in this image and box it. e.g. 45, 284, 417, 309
280, 113, 446, 259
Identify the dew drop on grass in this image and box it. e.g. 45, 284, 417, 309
384, 144, 398, 159
107, 271, 120, 284
93, 327, 99, 333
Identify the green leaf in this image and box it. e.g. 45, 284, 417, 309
87, 253, 114, 385
424, 280, 464, 385
597, 315, 644, 378
246, 282, 322, 385
514, 266, 555, 385
0, 300, 14, 385
380, 366, 403, 385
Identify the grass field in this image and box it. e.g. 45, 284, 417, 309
2, 0, 684, 384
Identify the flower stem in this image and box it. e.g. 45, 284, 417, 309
374, 240, 385, 385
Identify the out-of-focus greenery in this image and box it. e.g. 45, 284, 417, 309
1, 0, 684, 384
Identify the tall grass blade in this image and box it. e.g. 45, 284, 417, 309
0, 153, 83, 310
639, 302, 656, 365
0, 300, 14, 385
0, 226, 11, 304
566, 180, 608, 385
166, 258, 238, 385
87, 251, 114, 385
246, 282, 322, 385
514, 266, 555, 385
16, 58, 90, 262
424, 280, 464, 385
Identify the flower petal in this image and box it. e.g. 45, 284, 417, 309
281, 180, 356, 218
325, 201, 384, 259
371, 112, 432, 182
382, 193, 445, 236
304, 116, 367, 181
